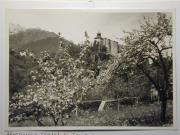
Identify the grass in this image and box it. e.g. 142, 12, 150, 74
66, 101, 173, 126
9, 101, 173, 127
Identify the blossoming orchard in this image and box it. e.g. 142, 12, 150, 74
9, 42, 97, 126
9, 12, 173, 127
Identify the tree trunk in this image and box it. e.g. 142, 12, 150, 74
53, 117, 59, 126
35, 118, 44, 126
51, 114, 59, 126
160, 99, 167, 123
156, 43, 169, 123
136, 61, 169, 123
161, 86, 168, 123
61, 113, 65, 126
61, 119, 65, 126
54, 120, 58, 126
160, 90, 167, 123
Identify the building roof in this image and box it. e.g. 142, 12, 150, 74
94, 32, 103, 39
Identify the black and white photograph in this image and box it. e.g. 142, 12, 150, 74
7, 9, 175, 129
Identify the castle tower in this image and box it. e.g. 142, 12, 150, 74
93, 32, 120, 54
94, 32, 103, 41
93, 32, 105, 53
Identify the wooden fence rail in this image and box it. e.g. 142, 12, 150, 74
74, 97, 140, 116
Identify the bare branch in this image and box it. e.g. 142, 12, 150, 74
160, 46, 172, 52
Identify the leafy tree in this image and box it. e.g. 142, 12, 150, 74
9, 43, 95, 126
120, 13, 173, 122
9, 86, 47, 126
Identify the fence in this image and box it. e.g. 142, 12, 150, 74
74, 97, 139, 116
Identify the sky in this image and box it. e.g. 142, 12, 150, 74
7, 10, 171, 44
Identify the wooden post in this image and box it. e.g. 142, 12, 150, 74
135, 97, 139, 104
117, 100, 120, 112
98, 101, 106, 112
150, 89, 153, 101
75, 105, 78, 117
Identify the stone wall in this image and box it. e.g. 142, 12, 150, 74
102, 38, 119, 55
93, 33, 121, 55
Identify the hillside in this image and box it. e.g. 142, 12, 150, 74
9, 25, 81, 57
9, 50, 37, 97
9, 25, 81, 96
20, 36, 59, 54
9, 28, 58, 50
9, 23, 25, 35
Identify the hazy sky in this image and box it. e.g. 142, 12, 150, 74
7, 10, 170, 44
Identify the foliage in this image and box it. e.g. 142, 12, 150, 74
119, 13, 173, 122
9, 43, 95, 126
9, 49, 37, 97
10, 101, 173, 127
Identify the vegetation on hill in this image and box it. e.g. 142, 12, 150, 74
9, 27, 81, 58
9, 28, 57, 49
9, 49, 37, 97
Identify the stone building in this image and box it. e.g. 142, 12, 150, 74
93, 32, 121, 55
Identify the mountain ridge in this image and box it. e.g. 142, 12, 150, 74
9, 24, 81, 58
9, 27, 58, 50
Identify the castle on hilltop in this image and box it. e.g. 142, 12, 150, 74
93, 32, 121, 55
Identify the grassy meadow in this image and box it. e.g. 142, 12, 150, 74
9, 101, 173, 127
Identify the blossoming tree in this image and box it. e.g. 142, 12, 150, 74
119, 13, 173, 122
9, 43, 95, 126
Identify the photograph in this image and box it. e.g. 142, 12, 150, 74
7, 9, 175, 129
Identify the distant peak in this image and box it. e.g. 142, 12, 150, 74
9, 23, 26, 35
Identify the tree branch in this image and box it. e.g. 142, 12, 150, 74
147, 56, 161, 68
136, 64, 159, 90
148, 38, 169, 91
148, 39, 161, 52
160, 46, 172, 52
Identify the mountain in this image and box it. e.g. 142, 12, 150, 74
9, 25, 82, 97
9, 27, 58, 50
21, 36, 59, 54
9, 23, 25, 35
9, 24, 81, 58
